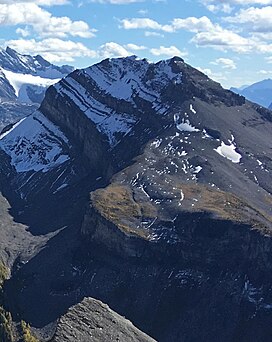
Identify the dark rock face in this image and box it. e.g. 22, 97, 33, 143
0, 56, 271, 342
51, 297, 156, 342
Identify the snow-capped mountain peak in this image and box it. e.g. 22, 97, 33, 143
0, 47, 74, 109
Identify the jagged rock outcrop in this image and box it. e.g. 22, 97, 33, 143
0, 56, 271, 342
51, 297, 156, 342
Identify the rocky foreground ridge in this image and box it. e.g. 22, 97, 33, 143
0, 56, 271, 341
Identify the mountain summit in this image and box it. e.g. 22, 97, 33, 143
0, 56, 272, 341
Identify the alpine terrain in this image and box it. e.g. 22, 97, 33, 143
0, 47, 73, 130
0, 56, 272, 341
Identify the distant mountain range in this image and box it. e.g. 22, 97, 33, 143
231, 79, 272, 108
0, 47, 74, 130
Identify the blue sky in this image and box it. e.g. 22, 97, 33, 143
1, 0, 272, 88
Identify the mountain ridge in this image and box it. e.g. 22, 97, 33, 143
0, 56, 272, 341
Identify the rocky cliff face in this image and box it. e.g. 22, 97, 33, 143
0, 56, 272, 342
51, 297, 156, 342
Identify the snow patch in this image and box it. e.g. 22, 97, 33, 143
193, 166, 203, 174
0, 111, 70, 173
214, 141, 242, 164
190, 104, 196, 114
177, 119, 200, 133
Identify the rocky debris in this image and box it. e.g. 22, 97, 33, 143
51, 297, 156, 342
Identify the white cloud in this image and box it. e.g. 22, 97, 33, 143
225, 6, 272, 32
98, 42, 131, 58
0, 0, 69, 5
0, 3, 95, 38
196, 66, 226, 83
191, 28, 253, 53
265, 56, 272, 63
206, 4, 233, 13
125, 43, 146, 50
120, 16, 256, 53
16, 27, 31, 37
202, 0, 272, 7
150, 45, 186, 57
172, 16, 215, 32
258, 69, 272, 74
144, 31, 164, 37
211, 58, 237, 69
120, 18, 174, 32
4, 39, 152, 63
138, 9, 148, 15
88, 0, 144, 3
4, 38, 97, 62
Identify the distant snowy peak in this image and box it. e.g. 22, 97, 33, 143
0, 47, 74, 105
0, 67, 59, 104
0, 47, 74, 79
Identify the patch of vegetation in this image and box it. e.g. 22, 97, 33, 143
92, 184, 156, 238
0, 307, 13, 342
179, 183, 272, 233
0, 262, 9, 288
21, 320, 39, 342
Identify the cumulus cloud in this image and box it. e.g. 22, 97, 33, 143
258, 69, 272, 74
88, 0, 144, 3
88, 0, 165, 3
0, 3, 95, 38
144, 31, 164, 37
205, 4, 233, 13
4, 38, 97, 62
225, 6, 272, 32
171, 16, 215, 32
202, 0, 272, 7
196, 66, 226, 83
211, 58, 237, 69
265, 56, 272, 63
120, 15, 271, 54
120, 18, 174, 32
125, 43, 146, 50
150, 45, 186, 57
98, 42, 131, 58
192, 28, 252, 53
0, 0, 69, 5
